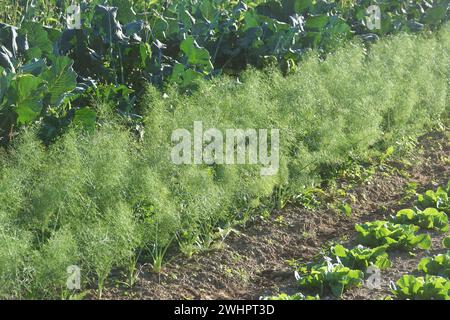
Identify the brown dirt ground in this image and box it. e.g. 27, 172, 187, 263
102, 130, 450, 300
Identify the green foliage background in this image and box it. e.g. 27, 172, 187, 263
0, 24, 448, 298
0, 0, 448, 143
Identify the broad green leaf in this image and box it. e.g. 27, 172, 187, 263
199, 0, 217, 21
418, 253, 450, 278
41, 56, 77, 107
139, 43, 152, 68
20, 22, 53, 59
443, 236, 450, 249
332, 244, 347, 257
8, 74, 46, 124
305, 15, 329, 30
414, 234, 431, 250
170, 63, 203, 87
179, 10, 196, 30
294, 0, 313, 13
180, 36, 213, 72
341, 203, 352, 217
244, 11, 260, 30
423, 5, 447, 25
418, 257, 431, 273
19, 58, 47, 76
376, 255, 391, 269
395, 275, 423, 296
111, 0, 136, 24
397, 209, 415, 220
393, 275, 449, 300
328, 18, 351, 36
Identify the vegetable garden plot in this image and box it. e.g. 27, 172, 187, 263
0, 0, 449, 300
266, 182, 450, 300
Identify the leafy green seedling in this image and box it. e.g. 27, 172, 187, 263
392, 208, 448, 232
443, 236, 450, 249
415, 184, 449, 214
296, 258, 364, 297
262, 292, 319, 300
355, 221, 431, 250
330, 244, 391, 270
418, 252, 450, 278
340, 203, 352, 217
391, 275, 450, 300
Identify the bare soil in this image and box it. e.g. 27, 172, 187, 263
103, 130, 450, 300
